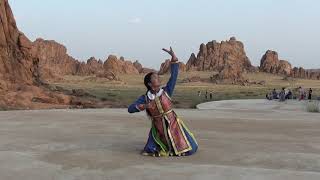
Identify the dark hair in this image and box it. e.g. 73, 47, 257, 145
144, 72, 155, 91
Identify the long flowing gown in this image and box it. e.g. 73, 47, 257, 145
128, 63, 198, 156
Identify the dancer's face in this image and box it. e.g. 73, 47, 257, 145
149, 73, 161, 91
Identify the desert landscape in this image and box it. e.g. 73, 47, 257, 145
1, 0, 320, 179
0, 0, 320, 110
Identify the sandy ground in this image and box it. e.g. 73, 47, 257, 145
0, 99, 320, 180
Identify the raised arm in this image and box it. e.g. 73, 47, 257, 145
128, 95, 146, 113
162, 47, 179, 97
165, 63, 179, 96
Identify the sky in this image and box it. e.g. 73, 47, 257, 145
10, 0, 320, 69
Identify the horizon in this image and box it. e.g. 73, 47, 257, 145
10, 0, 320, 69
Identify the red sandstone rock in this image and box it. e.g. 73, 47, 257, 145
186, 37, 253, 73
158, 59, 186, 75
31, 38, 79, 79
103, 55, 139, 75
0, 0, 73, 109
260, 50, 292, 76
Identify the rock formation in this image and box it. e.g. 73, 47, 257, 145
31, 38, 79, 79
185, 37, 253, 83
32, 39, 107, 77
96, 71, 120, 81
133, 60, 156, 74
103, 55, 140, 75
186, 37, 253, 73
260, 50, 320, 80
32, 38, 153, 79
292, 67, 320, 80
259, 50, 292, 76
158, 59, 186, 75
76, 57, 104, 75
0, 0, 71, 109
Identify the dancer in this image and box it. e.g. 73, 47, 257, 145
128, 47, 198, 157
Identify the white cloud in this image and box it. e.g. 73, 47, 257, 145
129, 17, 142, 24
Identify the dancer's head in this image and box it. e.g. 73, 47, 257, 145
144, 72, 161, 92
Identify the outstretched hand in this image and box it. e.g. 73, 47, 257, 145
162, 47, 178, 62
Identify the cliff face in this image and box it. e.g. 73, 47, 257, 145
0, 0, 73, 109
31, 38, 80, 79
0, 0, 40, 89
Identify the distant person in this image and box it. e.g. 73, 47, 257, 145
279, 87, 286, 102
286, 89, 293, 99
198, 91, 201, 97
210, 91, 213, 100
308, 88, 313, 101
205, 90, 208, 99
128, 47, 197, 157
266, 93, 270, 100
299, 87, 305, 101
272, 89, 278, 99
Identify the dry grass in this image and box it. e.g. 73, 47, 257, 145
306, 101, 320, 113
51, 72, 320, 108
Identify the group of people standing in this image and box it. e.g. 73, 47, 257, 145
198, 90, 214, 100
266, 87, 313, 101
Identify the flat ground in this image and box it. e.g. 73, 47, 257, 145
0, 100, 320, 180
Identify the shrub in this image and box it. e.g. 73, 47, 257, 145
306, 101, 320, 113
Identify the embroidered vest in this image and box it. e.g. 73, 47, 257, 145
145, 90, 192, 155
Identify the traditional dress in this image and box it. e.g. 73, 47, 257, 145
128, 63, 198, 156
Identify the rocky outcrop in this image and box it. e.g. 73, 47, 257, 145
133, 60, 156, 74
210, 63, 246, 85
32, 40, 106, 78
133, 60, 143, 73
259, 50, 292, 75
32, 38, 153, 78
76, 57, 104, 75
0, 0, 37, 88
292, 67, 320, 80
31, 39, 80, 79
186, 37, 253, 73
158, 59, 186, 75
0, 0, 72, 109
103, 55, 139, 75
96, 71, 120, 81
185, 37, 253, 83
260, 50, 320, 80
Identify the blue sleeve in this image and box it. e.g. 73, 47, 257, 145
164, 63, 179, 97
128, 95, 146, 113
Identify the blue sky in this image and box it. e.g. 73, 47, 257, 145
11, 0, 320, 69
